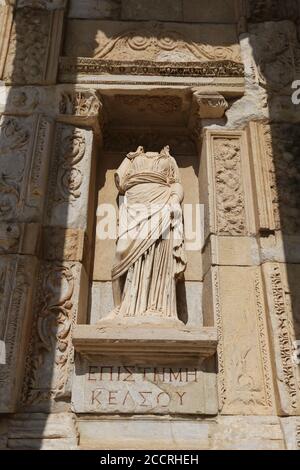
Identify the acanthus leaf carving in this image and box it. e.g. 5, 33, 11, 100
59, 90, 102, 117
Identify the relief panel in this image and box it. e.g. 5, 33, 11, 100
0, 114, 53, 223
0, 255, 38, 412
213, 266, 275, 415
22, 261, 88, 410
46, 123, 94, 230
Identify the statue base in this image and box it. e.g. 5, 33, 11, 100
73, 322, 217, 363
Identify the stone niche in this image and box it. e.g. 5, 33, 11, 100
71, 87, 232, 417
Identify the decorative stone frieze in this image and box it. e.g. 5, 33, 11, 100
199, 129, 257, 241
46, 123, 94, 230
22, 261, 88, 410
3, 7, 65, 84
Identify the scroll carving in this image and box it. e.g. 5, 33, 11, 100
270, 265, 298, 410
94, 27, 241, 63
213, 138, 246, 235
49, 126, 86, 208
22, 263, 77, 405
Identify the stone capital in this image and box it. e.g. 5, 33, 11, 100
192, 90, 229, 119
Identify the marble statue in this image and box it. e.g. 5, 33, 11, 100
108, 146, 187, 322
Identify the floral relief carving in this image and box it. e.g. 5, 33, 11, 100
0, 117, 30, 221
49, 125, 86, 210
213, 138, 246, 235
22, 263, 76, 404
270, 265, 298, 410
3, 8, 51, 84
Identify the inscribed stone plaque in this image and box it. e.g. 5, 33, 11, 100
72, 357, 217, 415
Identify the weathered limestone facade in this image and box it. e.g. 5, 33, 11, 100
0, 0, 300, 450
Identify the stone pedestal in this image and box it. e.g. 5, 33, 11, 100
72, 323, 218, 416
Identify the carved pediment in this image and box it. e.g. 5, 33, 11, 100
94, 27, 241, 63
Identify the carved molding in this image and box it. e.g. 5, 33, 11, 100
59, 57, 245, 80
0, 255, 38, 412
263, 263, 300, 415
3, 7, 64, 85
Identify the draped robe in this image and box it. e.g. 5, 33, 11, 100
111, 151, 186, 320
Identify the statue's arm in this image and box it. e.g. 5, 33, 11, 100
114, 157, 131, 193
170, 158, 184, 203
